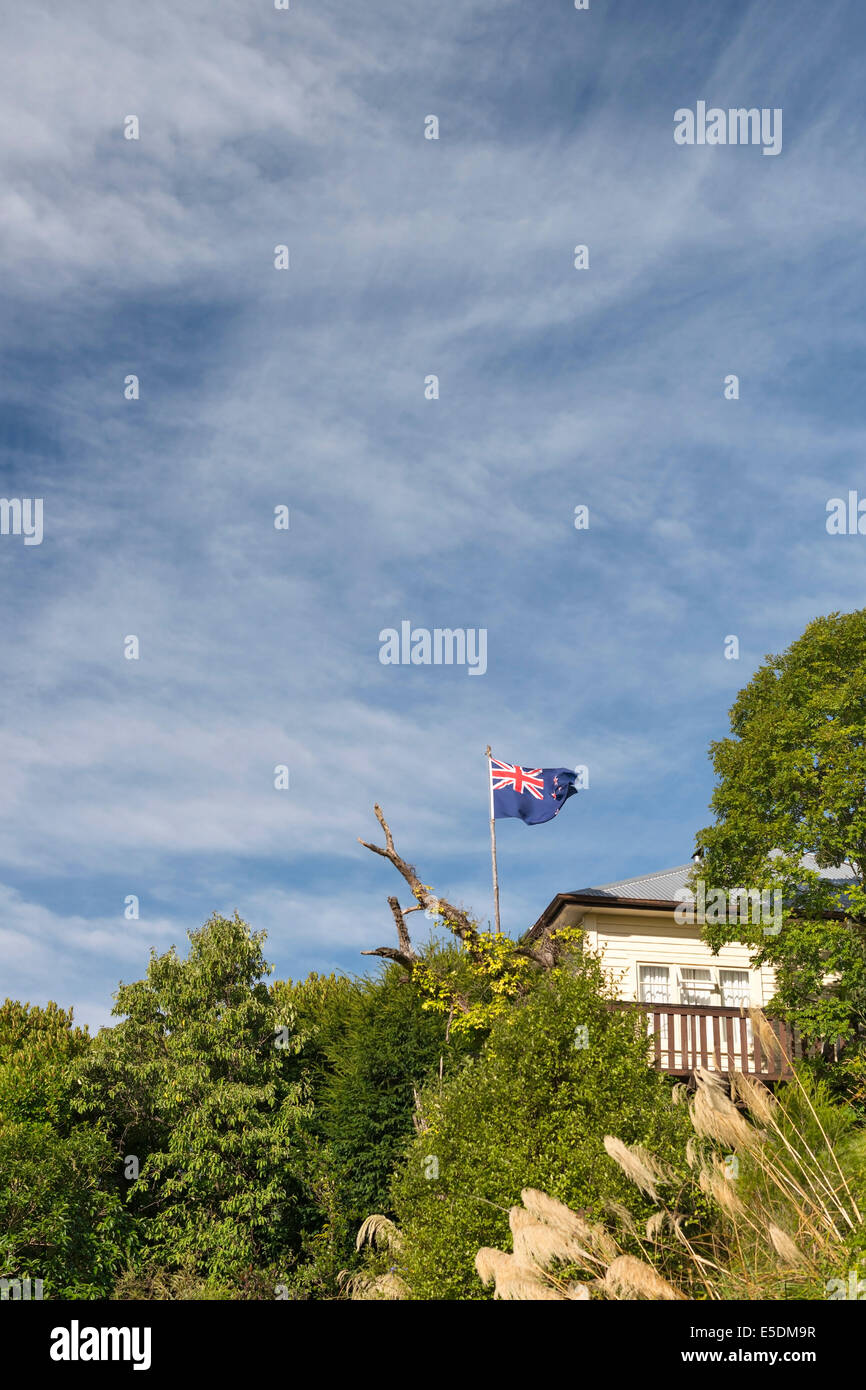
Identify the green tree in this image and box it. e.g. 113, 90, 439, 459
319, 953, 479, 1226
0, 1121, 130, 1298
0, 1001, 130, 1297
266, 952, 480, 1296
696, 609, 866, 1042
75, 913, 316, 1286
0, 999, 91, 1129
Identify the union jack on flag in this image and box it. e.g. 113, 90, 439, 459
489, 756, 580, 826
490, 761, 545, 800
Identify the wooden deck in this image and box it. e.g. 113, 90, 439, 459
615, 1003, 805, 1081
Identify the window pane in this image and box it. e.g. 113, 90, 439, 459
719, 971, 753, 1063
639, 965, 670, 1004
680, 968, 712, 1006
720, 970, 750, 1008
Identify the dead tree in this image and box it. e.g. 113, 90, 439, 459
358, 804, 481, 967
358, 804, 565, 977
358, 894, 420, 972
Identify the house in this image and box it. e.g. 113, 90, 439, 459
533, 861, 775, 1010
530, 859, 845, 1082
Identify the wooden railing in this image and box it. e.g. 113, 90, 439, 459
615, 1003, 805, 1081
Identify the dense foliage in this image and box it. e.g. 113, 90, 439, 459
0, 1001, 130, 1298
696, 609, 866, 1044
1, 907, 864, 1301
388, 946, 696, 1299
74, 914, 318, 1286
2, 919, 697, 1300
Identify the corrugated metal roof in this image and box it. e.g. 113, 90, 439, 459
577, 864, 694, 900
577, 853, 858, 903
798, 853, 857, 883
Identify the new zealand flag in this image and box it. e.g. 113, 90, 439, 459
490, 759, 580, 825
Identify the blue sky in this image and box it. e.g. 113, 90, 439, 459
2, 0, 865, 1030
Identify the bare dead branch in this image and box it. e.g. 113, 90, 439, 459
358, 892, 419, 974
512, 939, 560, 969
359, 946, 417, 971
358, 803, 479, 949
388, 895, 416, 961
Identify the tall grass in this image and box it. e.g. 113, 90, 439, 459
353, 1012, 866, 1300
476, 1020, 864, 1300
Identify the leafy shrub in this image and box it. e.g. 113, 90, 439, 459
387, 943, 695, 1298
0, 1121, 131, 1299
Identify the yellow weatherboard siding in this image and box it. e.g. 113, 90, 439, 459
549, 902, 774, 1006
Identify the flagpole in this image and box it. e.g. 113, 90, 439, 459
485, 745, 502, 933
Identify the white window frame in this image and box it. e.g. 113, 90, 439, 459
718, 968, 751, 1010
636, 963, 672, 1005
635, 962, 751, 1008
